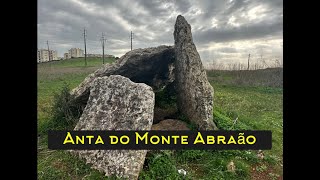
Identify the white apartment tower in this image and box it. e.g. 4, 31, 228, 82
68, 48, 84, 58
64, 53, 70, 59
37, 49, 58, 62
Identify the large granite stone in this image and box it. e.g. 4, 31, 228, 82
72, 75, 154, 179
173, 15, 217, 130
71, 46, 175, 101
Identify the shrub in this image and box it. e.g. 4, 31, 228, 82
50, 83, 86, 130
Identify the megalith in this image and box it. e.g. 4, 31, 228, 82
173, 15, 217, 130
72, 75, 154, 179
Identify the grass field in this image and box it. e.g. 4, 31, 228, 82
37, 58, 283, 179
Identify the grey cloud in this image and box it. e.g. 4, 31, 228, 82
193, 18, 282, 44
38, 0, 282, 63
216, 47, 238, 53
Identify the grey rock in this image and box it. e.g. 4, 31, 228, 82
153, 106, 178, 124
173, 15, 217, 130
72, 75, 154, 179
71, 45, 175, 101
151, 119, 190, 131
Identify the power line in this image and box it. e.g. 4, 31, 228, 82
47, 40, 51, 61
130, 31, 134, 51
83, 28, 87, 66
100, 33, 107, 64
247, 53, 250, 70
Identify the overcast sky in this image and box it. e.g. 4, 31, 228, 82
38, 0, 283, 65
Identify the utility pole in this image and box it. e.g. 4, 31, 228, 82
247, 53, 250, 70
47, 40, 51, 62
100, 33, 107, 64
130, 31, 134, 51
83, 28, 87, 66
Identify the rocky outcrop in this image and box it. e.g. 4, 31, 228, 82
72, 75, 154, 179
71, 46, 175, 101
151, 119, 190, 130
173, 15, 217, 130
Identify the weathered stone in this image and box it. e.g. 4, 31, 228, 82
173, 15, 217, 130
72, 75, 154, 179
153, 106, 178, 124
151, 119, 190, 130
71, 45, 175, 101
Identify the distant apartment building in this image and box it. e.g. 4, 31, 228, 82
52, 51, 58, 60
68, 48, 84, 58
37, 49, 58, 63
64, 53, 71, 59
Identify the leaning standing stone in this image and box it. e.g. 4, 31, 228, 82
173, 15, 217, 130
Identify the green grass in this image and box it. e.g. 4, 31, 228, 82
37, 58, 283, 179
38, 139, 107, 180
38, 57, 115, 68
